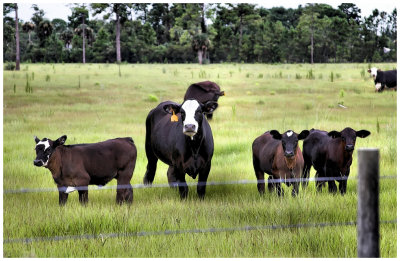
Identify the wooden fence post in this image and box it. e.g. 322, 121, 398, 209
357, 148, 380, 258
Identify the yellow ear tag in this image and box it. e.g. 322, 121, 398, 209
171, 111, 178, 122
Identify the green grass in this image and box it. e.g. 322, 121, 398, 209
3, 63, 397, 257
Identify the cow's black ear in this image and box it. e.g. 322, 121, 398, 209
54, 135, 67, 147
298, 130, 310, 140
34, 136, 40, 144
219, 91, 225, 96
356, 130, 371, 138
328, 131, 341, 139
367, 69, 371, 73
270, 130, 282, 140
163, 104, 180, 115
377, 68, 381, 72
203, 101, 218, 114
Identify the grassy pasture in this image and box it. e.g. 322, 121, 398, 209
3, 63, 397, 257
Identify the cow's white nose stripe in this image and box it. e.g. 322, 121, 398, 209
181, 100, 200, 135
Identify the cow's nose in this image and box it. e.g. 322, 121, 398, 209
184, 124, 196, 132
345, 145, 354, 151
285, 151, 294, 157
33, 159, 42, 166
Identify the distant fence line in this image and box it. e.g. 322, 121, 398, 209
3, 175, 397, 194
4, 219, 397, 244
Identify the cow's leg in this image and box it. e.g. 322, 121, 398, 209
254, 169, 265, 195
267, 176, 275, 193
291, 180, 299, 197
197, 161, 211, 200
167, 166, 178, 188
116, 161, 135, 204
143, 143, 158, 185
78, 188, 89, 205
276, 182, 284, 197
339, 176, 348, 195
176, 171, 188, 199
315, 171, 324, 192
327, 181, 337, 193
58, 186, 69, 206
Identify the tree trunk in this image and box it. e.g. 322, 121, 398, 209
116, 6, 121, 63
15, 4, 20, 71
310, 7, 314, 64
82, 16, 86, 64
239, 15, 243, 51
197, 50, 203, 64
28, 31, 31, 44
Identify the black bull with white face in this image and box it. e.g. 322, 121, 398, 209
143, 99, 217, 199
34, 135, 137, 205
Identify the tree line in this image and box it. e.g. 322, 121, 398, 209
3, 3, 397, 68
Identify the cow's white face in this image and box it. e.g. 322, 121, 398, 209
34, 135, 67, 167
34, 138, 52, 167
369, 67, 378, 79
181, 100, 202, 138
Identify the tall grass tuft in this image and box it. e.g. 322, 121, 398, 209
295, 73, 302, 79
13, 83, 16, 93
118, 64, 122, 77
330, 72, 334, 82
306, 69, 314, 79
45, 75, 51, 82
78, 76, 81, 89
199, 70, 206, 78
376, 118, 380, 133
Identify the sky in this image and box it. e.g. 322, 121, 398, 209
9, 1, 399, 23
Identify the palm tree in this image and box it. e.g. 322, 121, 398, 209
192, 33, 210, 64
22, 22, 35, 44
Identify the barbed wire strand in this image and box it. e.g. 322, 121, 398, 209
4, 219, 396, 244
4, 175, 397, 194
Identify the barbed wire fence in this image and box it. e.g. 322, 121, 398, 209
3, 174, 397, 246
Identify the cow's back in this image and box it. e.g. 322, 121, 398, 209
184, 82, 221, 103
60, 138, 136, 184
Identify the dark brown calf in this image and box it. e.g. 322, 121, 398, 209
302, 128, 370, 194
252, 130, 309, 196
34, 135, 137, 205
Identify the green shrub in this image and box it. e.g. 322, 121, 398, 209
4, 62, 15, 71
147, 94, 159, 102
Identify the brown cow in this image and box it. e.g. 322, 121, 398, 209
184, 81, 224, 120
252, 130, 309, 196
34, 135, 137, 205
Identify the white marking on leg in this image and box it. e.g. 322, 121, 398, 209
65, 186, 76, 193
375, 83, 382, 91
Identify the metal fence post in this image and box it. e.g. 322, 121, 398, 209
357, 148, 380, 258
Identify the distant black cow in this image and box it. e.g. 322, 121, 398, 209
302, 128, 370, 194
252, 130, 309, 196
34, 136, 137, 205
143, 99, 218, 199
368, 68, 397, 92
184, 81, 224, 120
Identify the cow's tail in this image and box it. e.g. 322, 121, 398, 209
143, 110, 158, 185
301, 149, 312, 188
